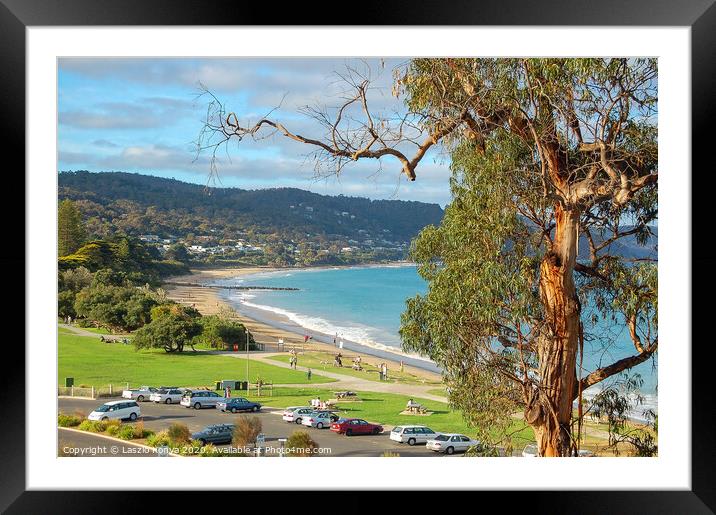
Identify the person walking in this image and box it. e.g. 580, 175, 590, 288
307, 368, 312, 381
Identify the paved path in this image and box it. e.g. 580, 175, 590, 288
59, 324, 130, 339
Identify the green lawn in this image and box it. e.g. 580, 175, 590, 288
58, 332, 335, 387
267, 351, 442, 386
244, 386, 534, 445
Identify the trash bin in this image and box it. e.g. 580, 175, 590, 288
215, 381, 221, 390
65, 377, 74, 387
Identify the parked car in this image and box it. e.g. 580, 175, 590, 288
390, 425, 440, 446
301, 411, 339, 429
121, 385, 157, 402
522, 443, 539, 457
426, 434, 480, 455
217, 397, 262, 413
87, 400, 140, 421
282, 406, 314, 424
191, 424, 235, 446
330, 418, 383, 436
180, 390, 226, 409
150, 388, 185, 404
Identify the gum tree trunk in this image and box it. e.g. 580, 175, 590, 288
528, 204, 581, 457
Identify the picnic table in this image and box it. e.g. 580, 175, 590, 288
406, 402, 427, 414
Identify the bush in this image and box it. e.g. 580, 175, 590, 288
116, 425, 136, 440
146, 430, 173, 448
58, 413, 83, 427
167, 423, 192, 445
103, 419, 121, 435
78, 420, 107, 432
232, 416, 262, 447
285, 430, 318, 457
131, 421, 153, 439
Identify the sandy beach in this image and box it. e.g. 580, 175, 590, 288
165, 267, 442, 382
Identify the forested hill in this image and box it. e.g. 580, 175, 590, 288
58, 171, 444, 243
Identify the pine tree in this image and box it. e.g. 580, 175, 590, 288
58, 199, 86, 257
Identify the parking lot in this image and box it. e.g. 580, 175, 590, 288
58, 397, 448, 457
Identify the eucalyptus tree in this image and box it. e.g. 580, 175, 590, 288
196, 58, 658, 456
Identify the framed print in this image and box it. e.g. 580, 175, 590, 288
3, 0, 715, 512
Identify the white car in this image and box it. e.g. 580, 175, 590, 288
88, 400, 141, 421
390, 425, 440, 446
301, 411, 338, 429
426, 434, 480, 455
522, 443, 539, 457
180, 390, 226, 409
282, 406, 313, 424
121, 385, 158, 402
150, 388, 186, 404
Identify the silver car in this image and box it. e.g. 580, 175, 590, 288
180, 390, 226, 409
282, 406, 314, 424
426, 434, 480, 455
301, 411, 339, 429
121, 385, 157, 402
390, 425, 440, 446
150, 388, 186, 404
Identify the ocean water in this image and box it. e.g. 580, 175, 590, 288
216, 264, 657, 415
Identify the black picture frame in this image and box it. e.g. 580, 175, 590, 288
3, 0, 714, 512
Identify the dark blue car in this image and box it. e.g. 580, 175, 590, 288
191, 424, 235, 445
217, 397, 262, 413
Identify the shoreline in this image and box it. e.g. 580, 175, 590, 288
164, 266, 442, 382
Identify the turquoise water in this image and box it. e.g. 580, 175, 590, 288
216, 265, 657, 406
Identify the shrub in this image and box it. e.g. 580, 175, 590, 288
167, 423, 192, 445
285, 430, 318, 457
78, 420, 107, 433
58, 413, 83, 427
381, 451, 400, 457
104, 419, 121, 435
116, 425, 136, 440
232, 416, 262, 447
146, 430, 173, 448
131, 421, 153, 439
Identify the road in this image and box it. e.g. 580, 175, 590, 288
58, 427, 161, 457
59, 398, 448, 458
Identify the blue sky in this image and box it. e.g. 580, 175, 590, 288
58, 58, 453, 206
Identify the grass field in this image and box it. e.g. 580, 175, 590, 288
243, 386, 535, 446
267, 352, 443, 386
58, 332, 335, 387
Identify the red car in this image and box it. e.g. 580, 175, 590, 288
330, 418, 383, 436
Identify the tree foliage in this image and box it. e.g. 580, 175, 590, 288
58, 199, 86, 257
194, 315, 255, 350
73, 284, 159, 331
132, 303, 202, 352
